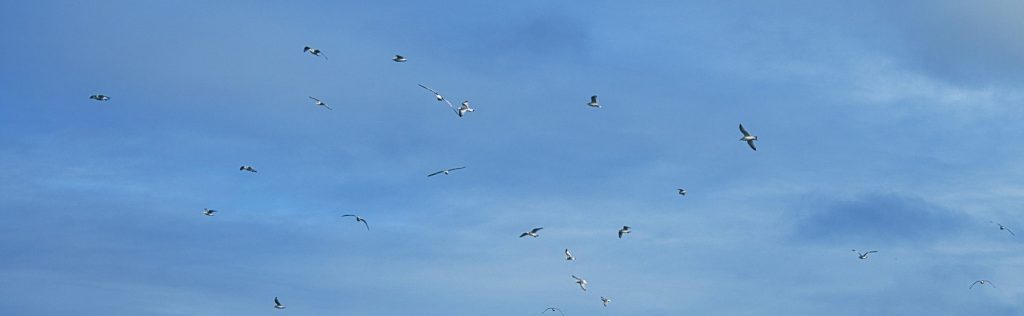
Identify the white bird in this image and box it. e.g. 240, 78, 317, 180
341, 214, 369, 230
970, 280, 995, 289
89, 94, 110, 101
274, 297, 286, 309
542, 307, 564, 316
239, 165, 257, 173
571, 275, 588, 291
989, 221, 1016, 236
392, 54, 407, 62
309, 96, 332, 110
739, 124, 758, 151
417, 84, 463, 115
852, 249, 878, 260
520, 227, 543, 238
418, 84, 448, 102
618, 226, 631, 239
678, 188, 687, 196
303, 46, 327, 60
457, 101, 474, 117
203, 208, 216, 216
564, 248, 575, 261
427, 167, 466, 177
587, 95, 600, 108
601, 296, 611, 307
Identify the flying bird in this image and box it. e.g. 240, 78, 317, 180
520, 227, 543, 238
89, 94, 110, 101
239, 165, 257, 173
852, 249, 878, 260
564, 248, 575, 261
456, 101, 474, 117
308, 96, 332, 110
427, 167, 466, 177
417, 84, 460, 114
571, 275, 588, 291
274, 297, 286, 309
970, 280, 995, 289
618, 226, 631, 239
342, 214, 370, 230
392, 54, 407, 62
303, 46, 327, 60
739, 124, 758, 151
203, 208, 216, 216
587, 95, 600, 108
601, 296, 611, 307
542, 307, 564, 316
989, 221, 1015, 236
678, 188, 687, 196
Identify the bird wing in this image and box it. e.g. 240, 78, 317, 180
443, 99, 456, 112
275, 297, 281, 305
1008, 228, 1016, 236
970, 281, 983, 289
309, 96, 321, 102
739, 124, 750, 136
572, 275, 581, 281
359, 218, 370, 230
531, 227, 543, 233
303, 46, 311, 52
519, 232, 529, 238
418, 84, 441, 96
591, 95, 598, 103
342, 214, 356, 217
747, 140, 757, 151
449, 166, 466, 172
323, 104, 333, 110
866, 251, 878, 254
618, 230, 624, 238
427, 170, 445, 177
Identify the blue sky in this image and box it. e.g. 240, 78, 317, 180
2, 0, 1024, 315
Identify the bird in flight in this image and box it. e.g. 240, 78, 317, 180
203, 208, 217, 216
618, 226, 631, 239
341, 214, 370, 230
303, 46, 327, 60
601, 296, 611, 307
239, 165, 257, 173
739, 124, 758, 151
417, 84, 462, 115
542, 307, 564, 316
989, 221, 1015, 236
274, 297, 286, 309
572, 275, 588, 291
392, 54, 407, 62
456, 100, 475, 117
587, 95, 600, 108
89, 94, 110, 101
852, 249, 878, 260
427, 167, 466, 177
308, 96, 332, 110
678, 188, 687, 196
520, 227, 543, 238
970, 280, 995, 289
564, 248, 575, 261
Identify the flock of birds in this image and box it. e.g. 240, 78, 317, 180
83, 43, 1018, 313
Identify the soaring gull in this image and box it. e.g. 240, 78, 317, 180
852, 249, 878, 260
989, 221, 1015, 236
564, 248, 575, 261
601, 296, 611, 307
89, 94, 110, 101
303, 46, 327, 60
618, 226, 631, 239
274, 297, 286, 309
203, 208, 217, 216
678, 188, 687, 196
239, 165, 257, 173
392, 54, 407, 62
520, 227, 543, 238
970, 280, 995, 289
571, 275, 588, 291
587, 95, 600, 108
342, 214, 370, 230
542, 307, 564, 316
739, 124, 758, 151
456, 100, 474, 117
309, 96, 332, 110
427, 167, 466, 177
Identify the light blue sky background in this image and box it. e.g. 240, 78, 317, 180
2, 1, 1024, 315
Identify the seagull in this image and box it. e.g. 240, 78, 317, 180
564, 248, 575, 261
587, 95, 600, 108
456, 101, 474, 117
601, 296, 611, 307
520, 227, 543, 238
341, 214, 370, 230
203, 208, 217, 216
89, 94, 110, 101
274, 297, 286, 309
989, 221, 1016, 236
678, 188, 687, 196
618, 226, 631, 239
417, 84, 458, 114
307, 96, 331, 109
571, 275, 588, 291
239, 165, 257, 173
542, 307, 564, 316
427, 167, 466, 177
852, 249, 878, 260
970, 280, 995, 289
303, 46, 327, 60
392, 54, 407, 62
739, 124, 758, 151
